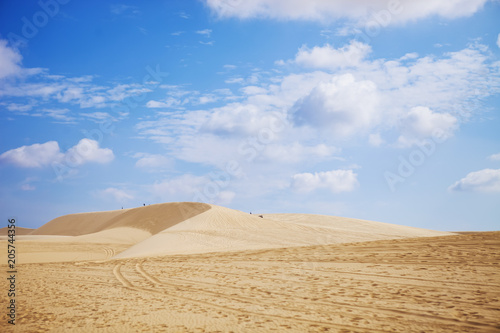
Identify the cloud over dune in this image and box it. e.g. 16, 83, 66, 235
0, 139, 114, 169
449, 169, 500, 193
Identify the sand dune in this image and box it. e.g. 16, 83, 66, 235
31, 202, 210, 236
0, 226, 35, 235
114, 204, 453, 259
3, 202, 455, 263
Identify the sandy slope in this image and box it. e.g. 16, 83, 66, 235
114, 204, 452, 259
0, 226, 35, 235
31, 202, 210, 236
1, 232, 498, 332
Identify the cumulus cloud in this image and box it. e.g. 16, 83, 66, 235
137, 42, 498, 171
65, 139, 115, 166
397, 106, 457, 147
293, 41, 371, 70
0, 139, 114, 168
449, 169, 500, 193
292, 74, 380, 138
204, 0, 488, 24
0, 141, 64, 168
291, 169, 359, 193
201, 103, 284, 136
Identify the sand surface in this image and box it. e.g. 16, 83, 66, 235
0, 202, 498, 331
1, 232, 499, 332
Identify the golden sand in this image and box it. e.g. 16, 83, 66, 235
1, 203, 498, 332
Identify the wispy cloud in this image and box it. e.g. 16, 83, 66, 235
196, 29, 212, 37
110, 4, 140, 17
489, 153, 500, 161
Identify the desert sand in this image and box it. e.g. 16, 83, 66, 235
1, 202, 499, 332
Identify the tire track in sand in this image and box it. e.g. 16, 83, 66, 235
112, 261, 389, 333
133, 261, 498, 332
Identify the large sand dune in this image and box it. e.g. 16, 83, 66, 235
114, 204, 452, 259
7, 202, 453, 262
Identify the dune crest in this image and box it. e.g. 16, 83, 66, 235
30, 202, 211, 236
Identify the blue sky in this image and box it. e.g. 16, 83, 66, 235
0, 0, 499, 231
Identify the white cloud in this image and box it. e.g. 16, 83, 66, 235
225, 77, 244, 84
151, 174, 207, 199
134, 153, 171, 169
489, 153, 500, 161
262, 143, 339, 164
0, 40, 23, 79
0, 66, 152, 110
397, 106, 457, 147
292, 74, 380, 138
137, 43, 498, 172
80, 112, 113, 122
7, 103, 35, 112
107, 84, 151, 102
201, 103, 282, 136
150, 174, 237, 205
291, 169, 359, 193
204, 0, 488, 24
196, 29, 212, 37
294, 41, 371, 70
1, 139, 114, 172
449, 169, 500, 193
197, 94, 218, 105
0, 141, 64, 168
33, 108, 74, 123
146, 100, 173, 108
98, 187, 134, 202
65, 139, 114, 166
242, 85, 268, 95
